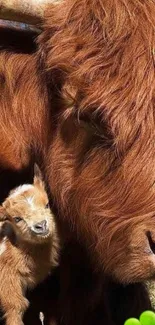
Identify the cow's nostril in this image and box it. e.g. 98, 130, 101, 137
146, 231, 155, 254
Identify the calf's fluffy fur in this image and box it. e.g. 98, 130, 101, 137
0, 166, 59, 325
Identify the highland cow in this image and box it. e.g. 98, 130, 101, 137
0, 0, 155, 324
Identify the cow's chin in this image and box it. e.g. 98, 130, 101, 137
111, 254, 155, 285
100, 224, 155, 284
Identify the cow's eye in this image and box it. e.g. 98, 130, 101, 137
14, 217, 22, 223
45, 203, 50, 209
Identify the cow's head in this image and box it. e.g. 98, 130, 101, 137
39, 0, 155, 285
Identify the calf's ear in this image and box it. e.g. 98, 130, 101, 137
33, 163, 45, 189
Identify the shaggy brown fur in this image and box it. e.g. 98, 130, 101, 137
0, 0, 155, 324
0, 166, 59, 325
0, 50, 50, 170
39, 0, 155, 282
40, 0, 155, 323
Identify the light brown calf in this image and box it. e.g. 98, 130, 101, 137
0, 165, 59, 325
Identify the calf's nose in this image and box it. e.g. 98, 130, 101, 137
32, 220, 48, 235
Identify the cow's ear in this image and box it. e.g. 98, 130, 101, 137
33, 163, 45, 188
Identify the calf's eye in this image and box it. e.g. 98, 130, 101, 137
14, 217, 22, 223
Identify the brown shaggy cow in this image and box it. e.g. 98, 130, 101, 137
0, 0, 155, 324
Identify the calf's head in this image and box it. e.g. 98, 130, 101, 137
2, 165, 55, 244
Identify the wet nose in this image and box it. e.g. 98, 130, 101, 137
32, 220, 47, 235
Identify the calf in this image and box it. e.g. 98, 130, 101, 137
0, 165, 59, 325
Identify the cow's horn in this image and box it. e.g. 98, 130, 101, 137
0, 0, 53, 25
